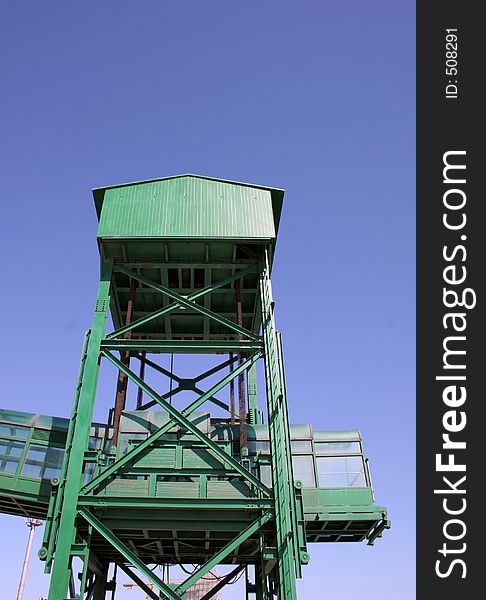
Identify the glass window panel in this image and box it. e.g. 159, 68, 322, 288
291, 440, 312, 453
317, 456, 366, 488
21, 444, 64, 480
315, 441, 361, 455
43, 467, 61, 480
317, 456, 347, 474
259, 465, 272, 487
0, 439, 24, 475
27, 446, 48, 461
292, 455, 316, 487
0, 456, 20, 474
318, 473, 350, 487
348, 471, 367, 487
0, 440, 25, 457
22, 462, 43, 478
247, 441, 270, 455
345, 456, 365, 472
0, 424, 29, 438
88, 436, 102, 450
83, 462, 96, 484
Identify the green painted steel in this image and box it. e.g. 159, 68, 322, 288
0, 407, 387, 543
0, 174, 388, 599
47, 259, 113, 600
96, 175, 280, 241
259, 249, 298, 598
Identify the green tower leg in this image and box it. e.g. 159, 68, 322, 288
259, 248, 298, 600
47, 259, 113, 600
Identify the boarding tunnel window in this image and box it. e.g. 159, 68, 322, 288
246, 440, 270, 454
0, 439, 25, 474
21, 444, 64, 480
0, 424, 29, 439
315, 441, 361, 455
250, 436, 368, 490
316, 456, 366, 487
292, 455, 316, 487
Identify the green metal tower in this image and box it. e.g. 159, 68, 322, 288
0, 174, 388, 599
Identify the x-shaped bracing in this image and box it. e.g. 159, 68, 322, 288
134, 352, 236, 412
81, 349, 270, 496
108, 265, 260, 341
79, 508, 273, 600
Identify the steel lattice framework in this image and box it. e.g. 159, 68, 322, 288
0, 175, 389, 599
41, 175, 309, 599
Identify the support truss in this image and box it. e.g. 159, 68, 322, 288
44, 252, 304, 600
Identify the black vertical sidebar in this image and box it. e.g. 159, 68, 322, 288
417, 3, 481, 598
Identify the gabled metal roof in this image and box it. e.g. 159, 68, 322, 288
93, 173, 284, 236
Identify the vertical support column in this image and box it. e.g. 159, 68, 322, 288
47, 259, 113, 600
113, 277, 137, 441
247, 363, 260, 424
259, 248, 298, 600
236, 278, 247, 453
229, 352, 236, 424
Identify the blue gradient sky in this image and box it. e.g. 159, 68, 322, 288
0, 1, 415, 598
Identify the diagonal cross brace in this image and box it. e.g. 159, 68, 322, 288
79, 509, 180, 600
80, 352, 257, 494
80, 351, 267, 495
135, 353, 235, 412
100, 350, 270, 495
107, 265, 257, 340
116, 266, 261, 341
176, 511, 273, 594
138, 383, 186, 413
100, 350, 271, 495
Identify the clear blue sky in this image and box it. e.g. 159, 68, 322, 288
0, 1, 415, 598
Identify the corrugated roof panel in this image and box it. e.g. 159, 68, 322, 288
97, 175, 276, 240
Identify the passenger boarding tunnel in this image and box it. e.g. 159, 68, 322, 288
0, 408, 388, 560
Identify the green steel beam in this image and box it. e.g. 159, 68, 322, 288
138, 353, 236, 385
117, 266, 261, 341
277, 331, 306, 575
101, 339, 264, 354
176, 511, 273, 594
108, 265, 257, 340
89, 516, 270, 531
43, 329, 92, 572
100, 350, 271, 495
79, 508, 180, 600
113, 261, 258, 270
47, 259, 113, 600
80, 351, 264, 495
259, 249, 298, 599
78, 497, 273, 510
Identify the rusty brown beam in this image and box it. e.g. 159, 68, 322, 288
113, 277, 137, 441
